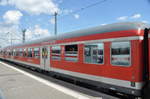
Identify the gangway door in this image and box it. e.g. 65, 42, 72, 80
143, 28, 150, 99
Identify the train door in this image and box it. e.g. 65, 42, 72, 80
40, 46, 50, 71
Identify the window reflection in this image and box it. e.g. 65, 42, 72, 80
84, 43, 104, 64
111, 42, 130, 66
52, 46, 61, 60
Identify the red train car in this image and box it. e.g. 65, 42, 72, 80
0, 22, 150, 97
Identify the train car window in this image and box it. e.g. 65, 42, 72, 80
84, 43, 104, 64
7, 49, 11, 56
27, 48, 33, 57
8, 50, 11, 56
0, 51, 2, 55
111, 42, 131, 66
34, 48, 40, 59
0, 51, 1, 55
51, 46, 61, 60
16, 49, 19, 56
10, 50, 13, 56
5, 50, 8, 56
65, 45, 78, 62
19, 49, 23, 56
23, 48, 26, 57
13, 49, 15, 56
3, 51, 5, 56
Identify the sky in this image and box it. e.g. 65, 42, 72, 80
0, 0, 150, 47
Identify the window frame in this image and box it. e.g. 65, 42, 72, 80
27, 48, 33, 58
51, 46, 61, 55
33, 47, 40, 59
13, 49, 15, 56
22, 48, 27, 57
84, 42, 104, 65
110, 41, 131, 67
51, 45, 61, 61
15, 49, 19, 56
64, 44, 78, 62
19, 48, 23, 56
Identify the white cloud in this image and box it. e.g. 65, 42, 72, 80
0, 23, 21, 47
0, 23, 50, 47
26, 25, 50, 40
61, 9, 73, 15
117, 13, 142, 21
0, 10, 22, 47
3, 10, 23, 24
49, 18, 55, 24
74, 14, 80, 19
101, 24, 106, 26
142, 20, 148, 23
117, 16, 128, 21
0, 24, 50, 46
0, 0, 59, 15
131, 14, 141, 19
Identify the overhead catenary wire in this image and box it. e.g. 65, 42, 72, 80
52, 0, 107, 35
0, 32, 22, 46
58, 0, 107, 18
1, 0, 107, 47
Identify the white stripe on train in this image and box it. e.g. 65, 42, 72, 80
51, 68, 143, 90
4, 58, 143, 90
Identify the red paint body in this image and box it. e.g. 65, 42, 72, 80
0, 29, 145, 83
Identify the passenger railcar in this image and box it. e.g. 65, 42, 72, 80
0, 22, 150, 97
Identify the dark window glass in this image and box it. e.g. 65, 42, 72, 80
65, 45, 78, 62
7, 49, 11, 56
34, 48, 40, 59
19, 49, 23, 56
28, 48, 32, 57
51, 46, 61, 60
65, 45, 78, 55
10, 50, 13, 56
52, 46, 61, 54
0, 51, 2, 55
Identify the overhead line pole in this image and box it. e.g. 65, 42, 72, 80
10, 32, 12, 46
22, 29, 26, 43
54, 12, 57, 35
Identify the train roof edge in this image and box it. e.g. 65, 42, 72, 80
2, 22, 150, 49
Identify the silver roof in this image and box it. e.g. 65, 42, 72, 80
5, 22, 150, 48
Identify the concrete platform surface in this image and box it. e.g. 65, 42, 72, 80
0, 62, 103, 99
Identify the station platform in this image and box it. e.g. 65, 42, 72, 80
0, 61, 119, 99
